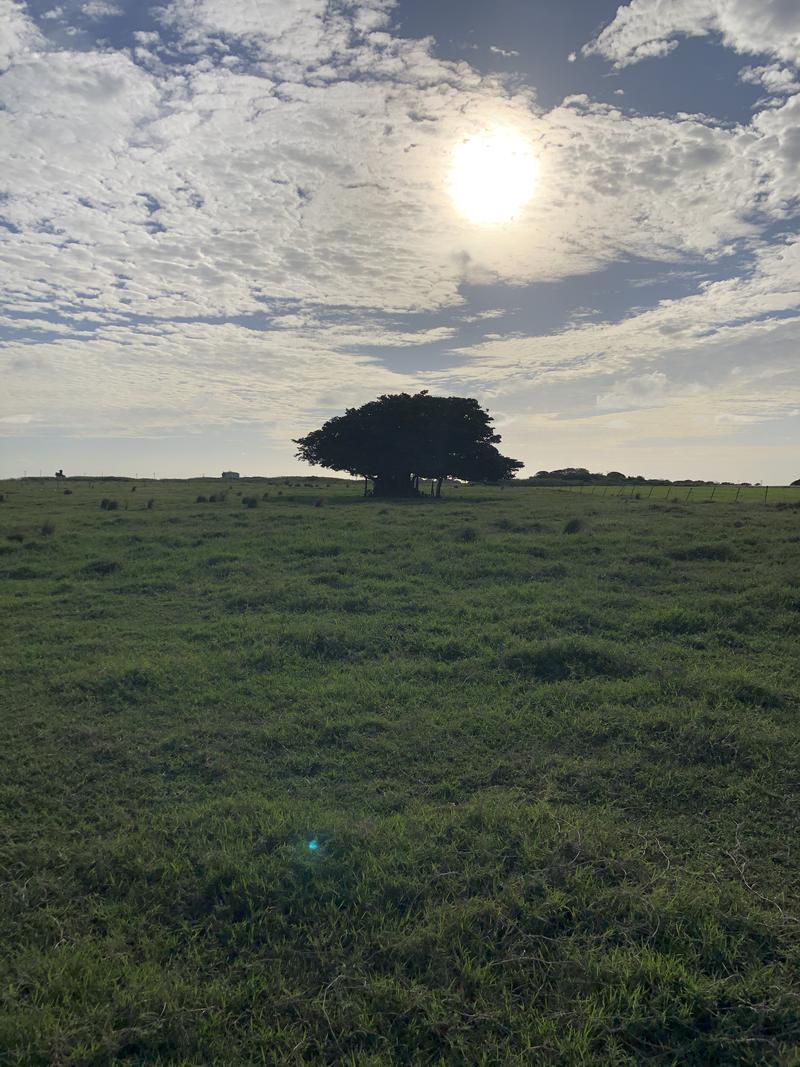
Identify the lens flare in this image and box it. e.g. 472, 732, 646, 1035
449, 128, 537, 225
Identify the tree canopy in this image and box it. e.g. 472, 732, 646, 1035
294, 391, 523, 497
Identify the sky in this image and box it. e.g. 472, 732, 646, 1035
1, 0, 799, 482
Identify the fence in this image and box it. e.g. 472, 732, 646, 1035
553, 483, 800, 505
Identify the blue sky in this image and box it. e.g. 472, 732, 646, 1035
1, 0, 799, 480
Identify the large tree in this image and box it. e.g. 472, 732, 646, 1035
294, 391, 523, 497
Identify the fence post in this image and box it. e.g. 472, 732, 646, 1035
710, 485, 716, 501
764, 485, 769, 506
685, 486, 692, 502
735, 486, 741, 503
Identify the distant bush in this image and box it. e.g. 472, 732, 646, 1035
80, 559, 121, 577
563, 518, 584, 534
668, 543, 736, 562
0, 494, 4, 502
63, 489, 72, 495
6, 532, 23, 543
99, 498, 118, 510
196, 495, 208, 503
242, 496, 258, 508
457, 527, 477, 542
146, 499, 155, 510
314, 498, 325, 508
262, 492, 270, 500
40, 520, 55, 536
131, 486, 136, 492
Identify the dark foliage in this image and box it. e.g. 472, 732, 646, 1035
99, 498, 119, 511
40, 520, 55, 536
79, 559, 121, 577
295, 391, 523, 498
563, 518, 585, 534
242, 497, 258, 508
196, 495, 208, 503
668, 543, 737, 562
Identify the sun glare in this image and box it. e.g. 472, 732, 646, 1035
449, 128, 537, 225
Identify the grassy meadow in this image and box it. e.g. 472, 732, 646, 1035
1, 476, 799, 1065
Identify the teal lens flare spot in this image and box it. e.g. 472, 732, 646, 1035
308, 838, 319, 851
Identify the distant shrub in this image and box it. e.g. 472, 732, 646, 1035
242, 496, 258, 508
457, 527, 477, 542
146, 499, 155, 510
99, 498, 118, 510
196, 495, 208, 503
63, 489, 72, 495
314, 498, 325, 508
40, 520, 55, 536
7, 532, 23, 543
277, 490, 283, 496
0, 494, 4, 502
131, 485, 136, 492
668, 543, 736, 562
80, 559, 121, 577
262, 492, 270, 500
563, 517, 584, 534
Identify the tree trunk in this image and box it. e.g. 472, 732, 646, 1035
372, 473, 417, 498
363, 477, 369, 497
435, 477, 443, 498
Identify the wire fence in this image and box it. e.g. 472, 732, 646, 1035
553, 483, 800, 505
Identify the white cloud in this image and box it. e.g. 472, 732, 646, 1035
0, 1, 43, 71
583, 0, 800, 69
740, 62, 800, 96
81, 1, 123, 18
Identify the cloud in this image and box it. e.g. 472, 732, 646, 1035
740, 63, 800, 96
489, 45, 520, 58
81, 1, 123, 17
583, 0, 800, 69
596, 370, 668, 410
0, 1, 43, 71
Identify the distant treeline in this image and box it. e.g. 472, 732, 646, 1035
517, 468, 764, 487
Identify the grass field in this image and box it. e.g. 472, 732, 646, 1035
1, 477, 799, 1065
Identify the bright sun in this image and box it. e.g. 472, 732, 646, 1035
449, 128, 537, 225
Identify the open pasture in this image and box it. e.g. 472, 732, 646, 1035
1, 478, 798, 1064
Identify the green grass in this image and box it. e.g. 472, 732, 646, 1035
1, 477, 798, 1065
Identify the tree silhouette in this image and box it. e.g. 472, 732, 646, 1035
294, 391, 523, 498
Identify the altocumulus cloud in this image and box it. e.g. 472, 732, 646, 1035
0, 0, 799, 479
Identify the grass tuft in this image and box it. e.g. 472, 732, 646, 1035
563, 517, 585, 534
